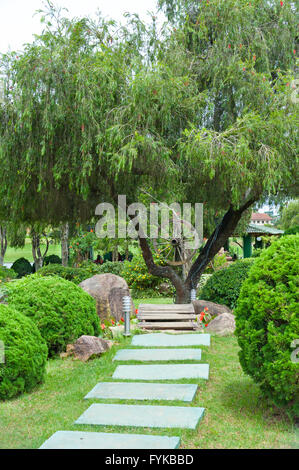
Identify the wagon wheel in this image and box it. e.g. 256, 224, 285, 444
153, 218, 200, 266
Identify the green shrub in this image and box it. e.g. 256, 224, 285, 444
204, 253, 228, 273
235, 235, 299, 414
37, 264, 86, 284
122, 252, 166, 294
283, 225, 299, 236
11, 257, 33, 278
78, 260, 124, 277
199, 258, 255, 309
43, 254, 62, 266
0, 304, 48, 400
37, 261, 125, 285
6, 276, 100, 356
0, 266, 17, 283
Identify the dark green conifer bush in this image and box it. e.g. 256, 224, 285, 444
7, 276, 100, 356
235, 235, 299, 414
0, 304, 48, 400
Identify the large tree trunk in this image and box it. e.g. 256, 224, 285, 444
138, 197, 257, 303
61, 222, 69, 267
0, 226, 7, 266
32, 231, 49, 271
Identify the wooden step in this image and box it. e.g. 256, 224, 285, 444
138, 314, 197, 321
138, 321, 197, 330
139, 304, 195, 313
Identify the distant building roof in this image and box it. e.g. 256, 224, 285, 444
251, 212, 272, 222
246, 223, 284, 235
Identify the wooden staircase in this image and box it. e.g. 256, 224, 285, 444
137, 303, 198, 331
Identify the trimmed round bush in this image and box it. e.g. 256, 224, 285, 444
199, 258, 255, 309
235, 235, 299, 413
43, 254, 62, 266
6, 276, 100, 356
0, 304, 48, 400
11, 257, 33, 278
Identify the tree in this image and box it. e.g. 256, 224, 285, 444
0, 1, 298, 301
118, 0, 297, 301
278, 199, 299, 230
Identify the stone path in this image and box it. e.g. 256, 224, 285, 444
75, 403, 205, 429
40, 431, 181, 449
132, 332, 210, 347
84, 382, 198, 401
40, 330, 211, 449
113, 348, 202, 361
113, 363, 209, 380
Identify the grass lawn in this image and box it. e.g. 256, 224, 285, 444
4, 239, 61, 264
134, 298, 174, 307
0, 297, 297, 450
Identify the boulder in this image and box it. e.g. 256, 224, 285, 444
60, 335, 113, 361
79, 274, 135, 322
192, 300, 232, 318
205, 312, 236, 336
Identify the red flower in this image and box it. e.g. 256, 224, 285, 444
228, 44, 231, 49
280, 1, 283, 6
111, 320, 115, 325
101, 324, 105, 330
204, 307, 209, 312
293, 49, 296, 55
205, 324, 208, 327
243, 67, 246, 71
135, 309, 139, 315
121, 317, 124, 322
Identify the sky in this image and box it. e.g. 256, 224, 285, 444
0, 0, 160, 53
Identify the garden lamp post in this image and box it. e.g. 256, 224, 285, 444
122, 296, 131, 337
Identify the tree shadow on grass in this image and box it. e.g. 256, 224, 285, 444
220, 377, 291, 425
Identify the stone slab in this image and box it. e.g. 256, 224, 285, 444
113, 348, 202, 362
131, 333, 210, 347
75, 404, 205, 429
39, 431, 180, 449
84, 382, 198, 402
113, 364, 209, 381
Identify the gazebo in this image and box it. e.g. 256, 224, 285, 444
242, 224, 284, 258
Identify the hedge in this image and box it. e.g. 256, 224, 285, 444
11, 257, 33, 278
6, 276, 100, 356
199, 258, 255, 309
235, 235, 299, 414
0, 304, 48, 400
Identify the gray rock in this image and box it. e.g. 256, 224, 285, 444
205, 312, 236, 336
192, 300, 232, 318
72, 335, 112, 361
79, 274, 135, 322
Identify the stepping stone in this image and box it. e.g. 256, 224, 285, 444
84, 382, 198, 402
131, 333, 210, 347
39, 431, 180, 449
75, 403, 205, 429
113, 348, 202, 362
113, 364, 209, 381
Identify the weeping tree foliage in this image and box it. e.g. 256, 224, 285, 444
126, 0, 299, 301
0, 1, 298, 301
